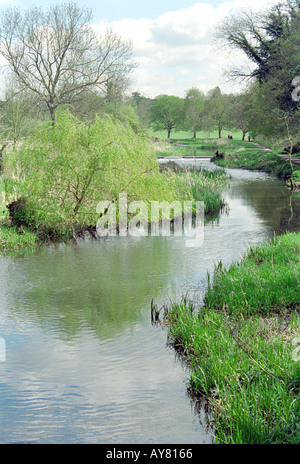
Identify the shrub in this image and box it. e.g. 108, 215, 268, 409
3, 109, 179, 238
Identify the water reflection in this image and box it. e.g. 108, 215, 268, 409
0, 161, 299, 444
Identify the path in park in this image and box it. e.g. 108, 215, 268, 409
276, 153, 300, 166
250, 141, 300, 166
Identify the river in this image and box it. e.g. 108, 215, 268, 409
0, 159, 299, 444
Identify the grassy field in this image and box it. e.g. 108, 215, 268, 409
147, 129, 245, 141
150, 129, 272, 159
164, 232, 300, 444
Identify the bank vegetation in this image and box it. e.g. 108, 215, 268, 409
165, 232, 300, 444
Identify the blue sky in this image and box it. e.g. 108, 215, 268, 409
0, 0, 277, 98
0, 0, 225, 21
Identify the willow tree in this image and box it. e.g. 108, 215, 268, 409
0, 1, 135, 122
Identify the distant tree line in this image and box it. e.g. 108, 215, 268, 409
0, 0, 298, 150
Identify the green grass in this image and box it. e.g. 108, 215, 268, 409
0, 176, 38, 252
0, 223, 37, 252
148, 129, 245, 141
211, 149, 300, 179
164, 232, 300, 444
204, 232, 300, 316
292, 170, 300, 182
174, 169, 227, 215
152, 132, 269, 160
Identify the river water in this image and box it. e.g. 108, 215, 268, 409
0, 160, 299, 444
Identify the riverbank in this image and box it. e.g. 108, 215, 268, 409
164, 231, 300, 444
0, 113, 228, 254
0, 223, 37, 252
0, 168, 227, 253
211, 148, 300, 181
152, 133, 300, 183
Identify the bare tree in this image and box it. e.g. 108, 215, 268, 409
0, 1, 135, 122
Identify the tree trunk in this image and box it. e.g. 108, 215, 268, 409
49, 106, 56, 126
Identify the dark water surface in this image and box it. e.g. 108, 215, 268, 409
0, 161, 299, 444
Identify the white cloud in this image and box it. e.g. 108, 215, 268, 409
94, 0, 279, 98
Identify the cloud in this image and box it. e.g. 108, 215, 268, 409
94, 0, 279, 98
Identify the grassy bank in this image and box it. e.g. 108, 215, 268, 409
174, 169, 227, 215
0, 223, 37, 252
211, 147, 300, 179
152, 131, 300, 181
0, 168, 227, 252
0, 112, 227, 253
152, 132, 276, 161
165, 232, 300, 444
0, 178, 36, 252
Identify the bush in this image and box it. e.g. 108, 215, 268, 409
3, 109, 180, 239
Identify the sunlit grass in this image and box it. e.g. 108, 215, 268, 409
147, 129, 244, 141
165, 232, 300, 444
204, 232, 300, 315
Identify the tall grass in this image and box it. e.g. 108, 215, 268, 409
205, 233, 300, 315
174, 169, 227, 214
165, 232, 300, 444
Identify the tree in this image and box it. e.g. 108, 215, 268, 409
4, 109, 178, 234
0, 77, 47, 142
0, 1, 135, 122
215, 0, 300, 139
150, 95, 185, 139
228, 93, 251, 140
205, 87, 230, 138
184, 87, 205, 139
129, 92, 152, 130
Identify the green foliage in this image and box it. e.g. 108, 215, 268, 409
166, 232, 300, 443
204, 87, 232, 138
204, 232, 300, 315
212, 149, 300, 179
174, 169, 227, 214
216, 1, 300, 139
3, 109, 179, 238
0, 223, 36, 252
292, 170, 300, 182
184, 87, 205, 138
150, 95, 185, 139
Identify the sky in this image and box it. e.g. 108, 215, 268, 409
0, 0, 279, 98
